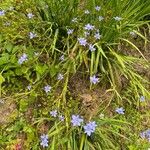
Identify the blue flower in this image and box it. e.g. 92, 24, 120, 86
84, 24, 95, 31
72, 17, 78, 23
50, 110, 57, 117
40, 134, 49, 148
98, 16, 104, 21
113, 16, 122, 21
18, 53, 28, 64
4, 22, 11, 26
29, 32, 37, 39
84, 10, 90, 14
71, 115, 83, 126
67, 29, 74, 35
59, 115, 65, 121
90, 75, 99, 84
139, 96, 145, 102
140, 131, 146, 139
146, 130, 150, 137
78, 38, 87, 46
95, 6, 101, 11
130, 31, 136, 37
0, 10, 5, 16
115, 107, 125, 114
84, 121, 97, 136
89, 44, 96, 52
44, 85, 52, 93
140, 129, 150, 141
34, 52, 39, 56
57, 73, 64, 80
27, 13, 34, 19
59, 55, 65, 61
27, 85, 31, 90
94, 32, 101, 40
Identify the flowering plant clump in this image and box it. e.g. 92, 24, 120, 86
0, 0, 150, 149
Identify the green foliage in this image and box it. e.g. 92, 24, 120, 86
0, 0, 150, 149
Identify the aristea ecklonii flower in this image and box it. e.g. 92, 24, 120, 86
44, 85, 52, 93
29, 32, 37, 39
94, 32, 101, 40
98, 16, 104, 21
27, 85, 31, 90
50, 110, 57, 117
78, 38, 87, 46
27, 13, 34, 19
115, 107, 125, 114
140, 129, 150, 142
57, 73, 64, 80
140, 131, 146, 139
59, 115, 65, 121
84, 10, 90, 14
113, 16, 122, 21
139, 96, 145, 102
89, 44, 96, 52
40, 134, 49, 148
130, 31, 136, 37
34, 52, 39, 56
90, 75, 99, 84
71, 115, 83, 126
72, 17, 78, 23
0, 10, 5, 16
95, 6, 101, 11
84, 121, 97, 136
18, 53, 28, 64
67, 29, 74, 35
59, 55, 65, 61
84, 24, 95, 31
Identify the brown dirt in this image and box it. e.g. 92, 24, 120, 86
69, 74, 115, 121
0, 97, 17, 126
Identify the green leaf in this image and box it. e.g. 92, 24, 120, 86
0, 74, 5, 84
19, 99, 28, 112
49, 64, 59, 77
5, 42, 13, 53
0, 53, 9, 66
35, 64, 48, 75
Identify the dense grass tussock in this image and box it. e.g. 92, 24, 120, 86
0, 0, 150, 149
